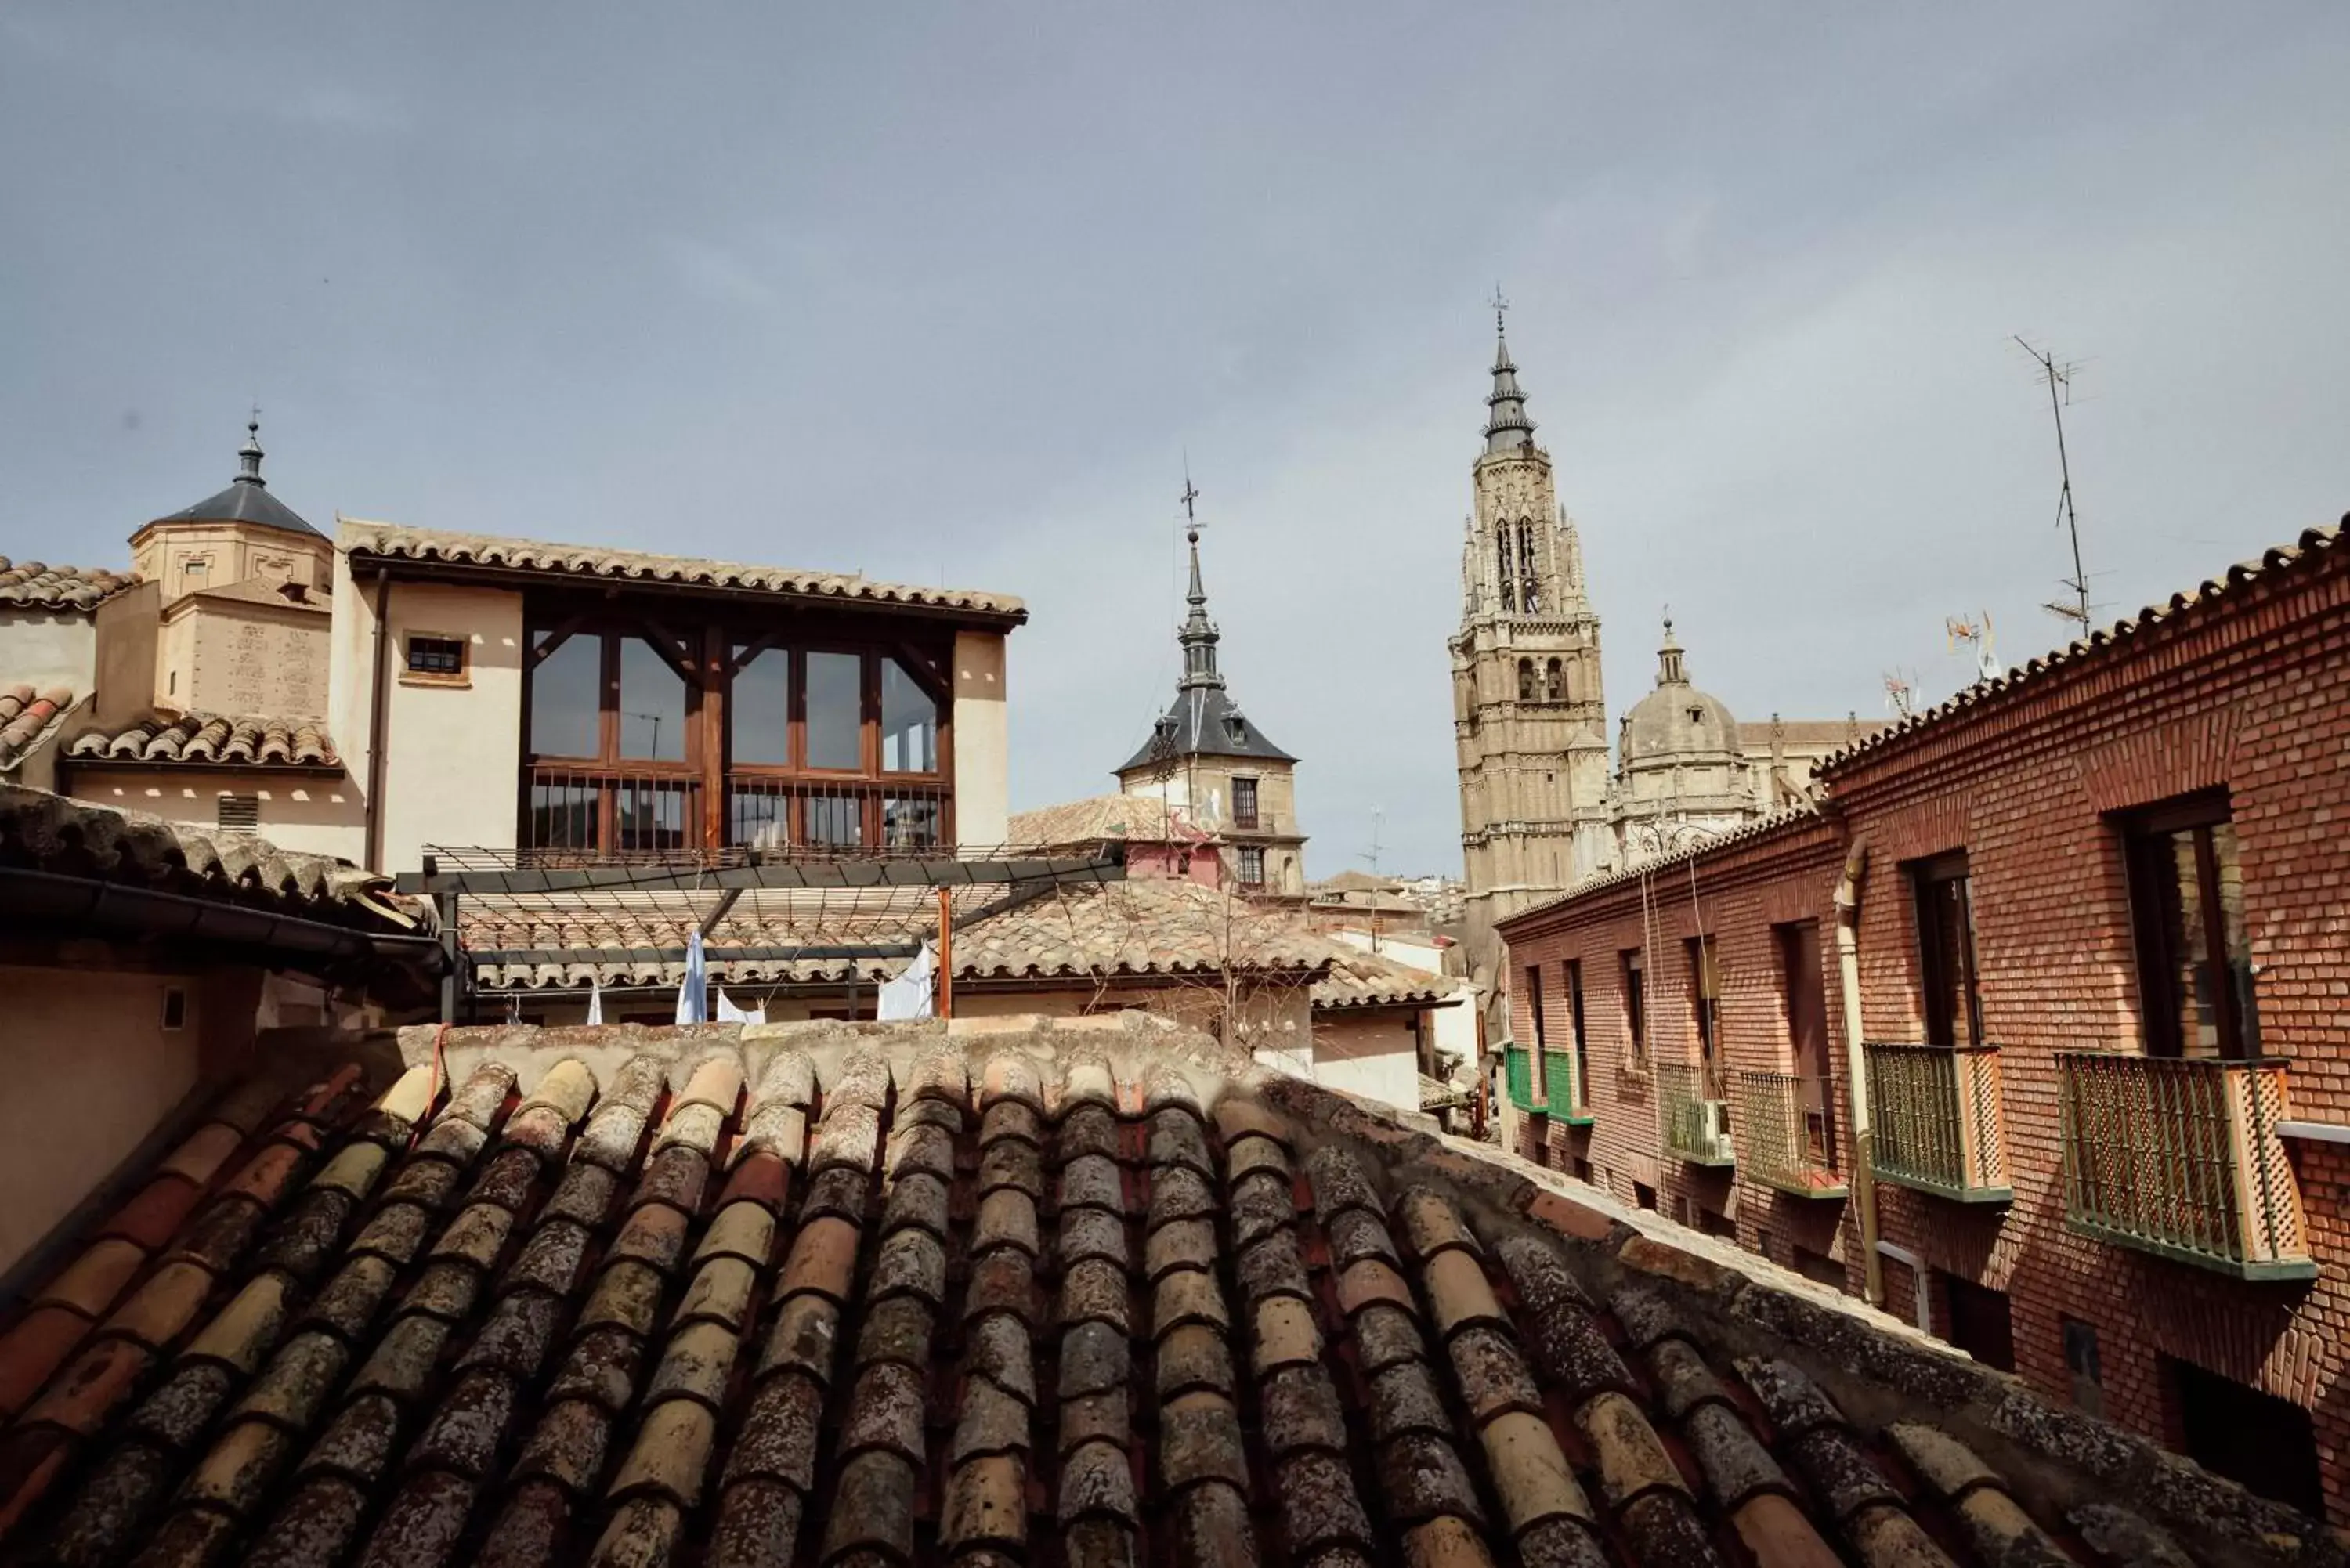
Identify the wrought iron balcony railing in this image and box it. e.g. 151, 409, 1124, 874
1504, 1046, 1536, 1112
2057, 1053, 2315, 1281
1730, 1070, 1846, 1198
1864, 1042, 2012, 1202
1657, 1060, 1735, 1167
1542, 1049, 1593, 1125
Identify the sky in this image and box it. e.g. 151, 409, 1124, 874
4, 5, 2346, 878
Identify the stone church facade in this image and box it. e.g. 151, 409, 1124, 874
1450, 321, 1866, 1003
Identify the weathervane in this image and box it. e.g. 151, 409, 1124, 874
1179, 450, 1202, 538
1489, 283, 1509, 335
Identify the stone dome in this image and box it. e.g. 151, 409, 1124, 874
1619, 621, 1742, 767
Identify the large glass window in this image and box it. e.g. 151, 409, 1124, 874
529, 633, 603, 759
1912, 853, 1982, 1047
2124, 794, 2258, 1058
880, 658, 938, 773
731, 646, 792, 766
805, 652, 863, 771
618, 637, 687, 761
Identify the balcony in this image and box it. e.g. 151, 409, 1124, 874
1504, 1046, 1536, 1112
1657, 1060, 1735, 1166
1730, 1071, 1846, 1198
1864, 1042, 2012, 1203
2057, 1053, 2316, 1281
1543, 1049, 1593, 1125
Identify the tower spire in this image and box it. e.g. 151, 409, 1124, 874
236, 408, 267, 488
1655, 612, 1687, 686
1177, 470, 1224, 691
1482, 287, 1537, 456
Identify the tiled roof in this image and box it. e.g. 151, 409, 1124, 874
1817, 521, 2345, 775
472, 877, 1337, 995
1007, 796, 1205, 850
1311, 946, 1456, 1010
1499, 805, 1832, 931
0, 784, 406, 927
1736, 720, 1878, 751
0, 685, 76, 772
0, 559, 139, 612
0, 1017, 2326, 1568
341, 520, 1027, 623
64, 714, 340, 770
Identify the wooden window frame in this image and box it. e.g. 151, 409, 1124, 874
1911, 851, 1983, 1048
2119, 790, 2254, 1060
1231, 775, 1260, 830
1236, 845, 1266, 888
401, 632, 470, 687
520, 599, 954, 857
1621, 947, 1647, 1064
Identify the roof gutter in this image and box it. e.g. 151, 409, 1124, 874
0, 867, 446, 975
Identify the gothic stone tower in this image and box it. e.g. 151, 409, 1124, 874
1448, 320, 1611, 994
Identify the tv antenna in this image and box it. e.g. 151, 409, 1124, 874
1882, 670, 1919, 721
1945, 612, 2001, 682
2013, 337, 2092, 630
1356, 807, 1386, 877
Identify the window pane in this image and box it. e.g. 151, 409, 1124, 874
807, 652, 863, 770
2161, 829, 2220, 1054
618, 638, 687, 761
614, 775, 691, 851
804, 793, 866, 848
883, 795, 942, 849
881, 659, 938, 773
2211, 822, 2260, 1053
732, 646, 791, 766
530, 634, 602, 758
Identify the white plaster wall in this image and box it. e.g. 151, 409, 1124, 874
376, 582, 526, 874
952, 630, 1009, 850
0, 966, 201, 1274
1311, 1012, 1423, 1111
0, 611, 97, 694
60, 769, 366, 860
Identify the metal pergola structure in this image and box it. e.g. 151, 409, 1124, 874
400, 844, 1127, 1023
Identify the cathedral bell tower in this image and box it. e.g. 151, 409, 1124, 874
1447, 307, 1613, 995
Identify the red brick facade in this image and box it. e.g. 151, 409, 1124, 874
1497, 522, 2350, 1522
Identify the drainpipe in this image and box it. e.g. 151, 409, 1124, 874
1834, 836, 1884, 1306
363, 567, 392, 872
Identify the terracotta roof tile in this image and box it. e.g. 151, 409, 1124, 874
63, 711, 339, 770
0, 1019, 2320, 1568
341, 517, 1025, 623
0, 559, 137, 611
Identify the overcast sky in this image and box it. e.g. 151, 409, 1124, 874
5, 5, 2345, 876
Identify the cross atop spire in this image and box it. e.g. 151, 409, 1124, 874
1177, 468, 1222, 692
1490, 283, 1509, 336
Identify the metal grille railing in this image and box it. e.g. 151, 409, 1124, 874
1657, 1060, 1735, 1166
1864, 1042, 2011, 1201
1542, 1050, 1589, 1122
525, 767, 700, 858
2057, 1053, 2314, 1280
1731, 1070, 1845, 1196
726, 775, 950, 853
1505, 1046, 1535, 1111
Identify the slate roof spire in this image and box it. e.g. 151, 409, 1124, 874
1178, 520, 1224, 692
1483, 287, 1538, 457
147, 412, 324, 538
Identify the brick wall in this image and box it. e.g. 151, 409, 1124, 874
1500, 529, 2350, 1523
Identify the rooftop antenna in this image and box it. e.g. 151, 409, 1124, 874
2013, 337, 2092, 630
1355, 807, 1385, 877
1882, 670, 1918, 721
1945, 612, 2001, 683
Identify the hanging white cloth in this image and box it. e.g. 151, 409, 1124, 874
877, 943, 937, 1021
716, 989, 765, 1025
675, 931, 708, 1025
586, 976, 604, 1026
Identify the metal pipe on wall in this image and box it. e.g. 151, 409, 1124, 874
1833, 836, 1884, 1306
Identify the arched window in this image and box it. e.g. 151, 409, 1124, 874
1517, 519, 1543, 615
1517, 659, 1536, 700
1495, 532, 1517, 612
1546, 658, 1564, 701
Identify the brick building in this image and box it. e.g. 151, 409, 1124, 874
1495, 518, 2350, 1523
